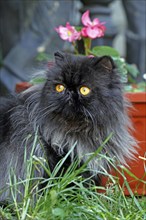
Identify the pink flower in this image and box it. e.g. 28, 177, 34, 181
88, 55, 95, 58
81, 10, 106, 39
55, 22, 81, 42
82, 10, 100, 27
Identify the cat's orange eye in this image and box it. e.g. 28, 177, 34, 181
55, 84, 65, 93
80, 86, 91, 96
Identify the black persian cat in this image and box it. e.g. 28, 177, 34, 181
0, 52, 136, 201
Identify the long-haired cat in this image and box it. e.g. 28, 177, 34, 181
0, 51, 137, 201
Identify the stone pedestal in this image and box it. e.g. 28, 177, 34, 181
122, 0, 146, 80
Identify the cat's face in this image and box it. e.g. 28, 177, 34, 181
41, 52, 123, 128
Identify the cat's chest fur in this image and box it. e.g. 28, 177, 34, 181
40, 119, 99, 170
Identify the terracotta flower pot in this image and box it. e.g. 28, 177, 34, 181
102, 92, 146, 195
120, 92, 146, 195
15, 82, 32, 93
15, 82, 146, 195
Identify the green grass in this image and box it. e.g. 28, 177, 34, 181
0, 135, 146, 220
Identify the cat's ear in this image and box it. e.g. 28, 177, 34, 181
54, 51, 65, 65
93, 56, 115, 72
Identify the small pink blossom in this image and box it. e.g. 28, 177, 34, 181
82, 10, 100, 27
55, 22, 81, 42
81, 26, 105, 39
88, 55, 95, 58
81, 10, 106, 39
81, 27, 88, 37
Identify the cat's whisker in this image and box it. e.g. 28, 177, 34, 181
83, 107, 95, 126
38, 104, 56, 114
38, 107, 56, 120
25, 91, 41, 104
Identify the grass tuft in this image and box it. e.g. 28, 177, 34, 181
0, 134, 146, 220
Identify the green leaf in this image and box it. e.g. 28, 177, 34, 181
125, 63, 140, 78
30, 77, 46, 85
113, 57, 128, 83
124, 82, 146, 92
52, 208, 65, 217
50, 189, 58, 206
35, 52, 52, 62
75, 26, 82, 31
89, 46, 120, 57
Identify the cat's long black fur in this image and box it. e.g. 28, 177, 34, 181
0, 52, 137, 201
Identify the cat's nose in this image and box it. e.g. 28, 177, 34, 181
68, 100, 73, 106
66, 91, 74, 106
68, 95, 73, 106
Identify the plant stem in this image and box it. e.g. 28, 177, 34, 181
83, 38, 92, 55
72, 42, 79, 55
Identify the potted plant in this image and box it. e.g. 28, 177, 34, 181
15, 10, 146, 195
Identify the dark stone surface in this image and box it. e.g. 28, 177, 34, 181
122, 0, 146, 80
0, 0, 77, 92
